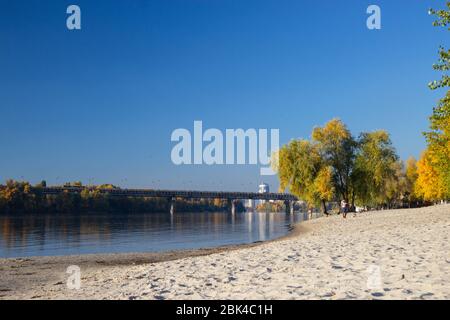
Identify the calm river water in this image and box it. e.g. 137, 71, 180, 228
0, 211, 310, 258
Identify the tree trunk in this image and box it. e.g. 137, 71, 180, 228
350, 191, 356, 212
321, 200, 328, 215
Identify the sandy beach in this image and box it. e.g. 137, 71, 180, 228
1, 205, 449, 300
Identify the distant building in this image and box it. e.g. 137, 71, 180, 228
258, 183, 269, 194
258, 183, 270, 205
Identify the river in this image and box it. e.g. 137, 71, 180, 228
0, 211, 311, 258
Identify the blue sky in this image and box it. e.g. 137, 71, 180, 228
0, 0, 448, 191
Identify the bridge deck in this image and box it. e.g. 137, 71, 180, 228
38, 187, 298, 201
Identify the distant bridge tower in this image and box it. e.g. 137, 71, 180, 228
258, 183, 270, 206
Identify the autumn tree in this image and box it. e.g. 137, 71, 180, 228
312, 119, 356, 205
313, 165, 335, 213
352, 131, 400, 208
384, 160, 408, 209
276, 120, 408, 212
0, 180, 36, 213
415, 149, 447, 201
424, 92, 450, 197
404, 157, 419, 206
277, 139, 334, 214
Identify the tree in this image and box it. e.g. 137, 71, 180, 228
97, 184, 118, 190
404, 157, 419, 206
1, 180, 233, 214
415, 149, 447, 201
276, 120, 407, 212
0, 180, 36, 213
312, 119, 357, 205
313, 165, 335, 214
384, 160, 407, 209
424, 92, 450, 196
428, 2, 450, 90
277, 139, 333, 213
423, 2, 450, 199
352, 131, 399, 208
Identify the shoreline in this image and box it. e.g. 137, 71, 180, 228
1, 205, 449, 300
0, 218, 312, 299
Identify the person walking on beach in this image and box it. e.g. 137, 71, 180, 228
341, 199, 348, 219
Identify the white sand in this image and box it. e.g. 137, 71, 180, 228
2, 205, 449, 300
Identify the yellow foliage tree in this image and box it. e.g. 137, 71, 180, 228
404, 157, 419, 206
415, 149, 447, 201
313, 166, 335, 213
276, 139, 334, 213
312, 118, 356, 204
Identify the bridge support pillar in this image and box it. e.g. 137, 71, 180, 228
227, 199, 237, 215
285, 200, 294, 215
169, 197, 176, 215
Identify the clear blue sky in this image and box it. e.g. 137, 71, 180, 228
0, 0, 448, 191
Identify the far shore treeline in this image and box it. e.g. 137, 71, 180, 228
0, 182, 245, 215
275, 2, 450, 213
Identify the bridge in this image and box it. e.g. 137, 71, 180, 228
39, 187, 298, 214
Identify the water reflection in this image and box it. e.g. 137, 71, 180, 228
0, 211, 309, 258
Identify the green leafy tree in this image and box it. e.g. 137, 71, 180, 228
384, 161, 407, 209
428, 2, 450, 90
353, 131, 399, 207
423, 2, 450, 199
